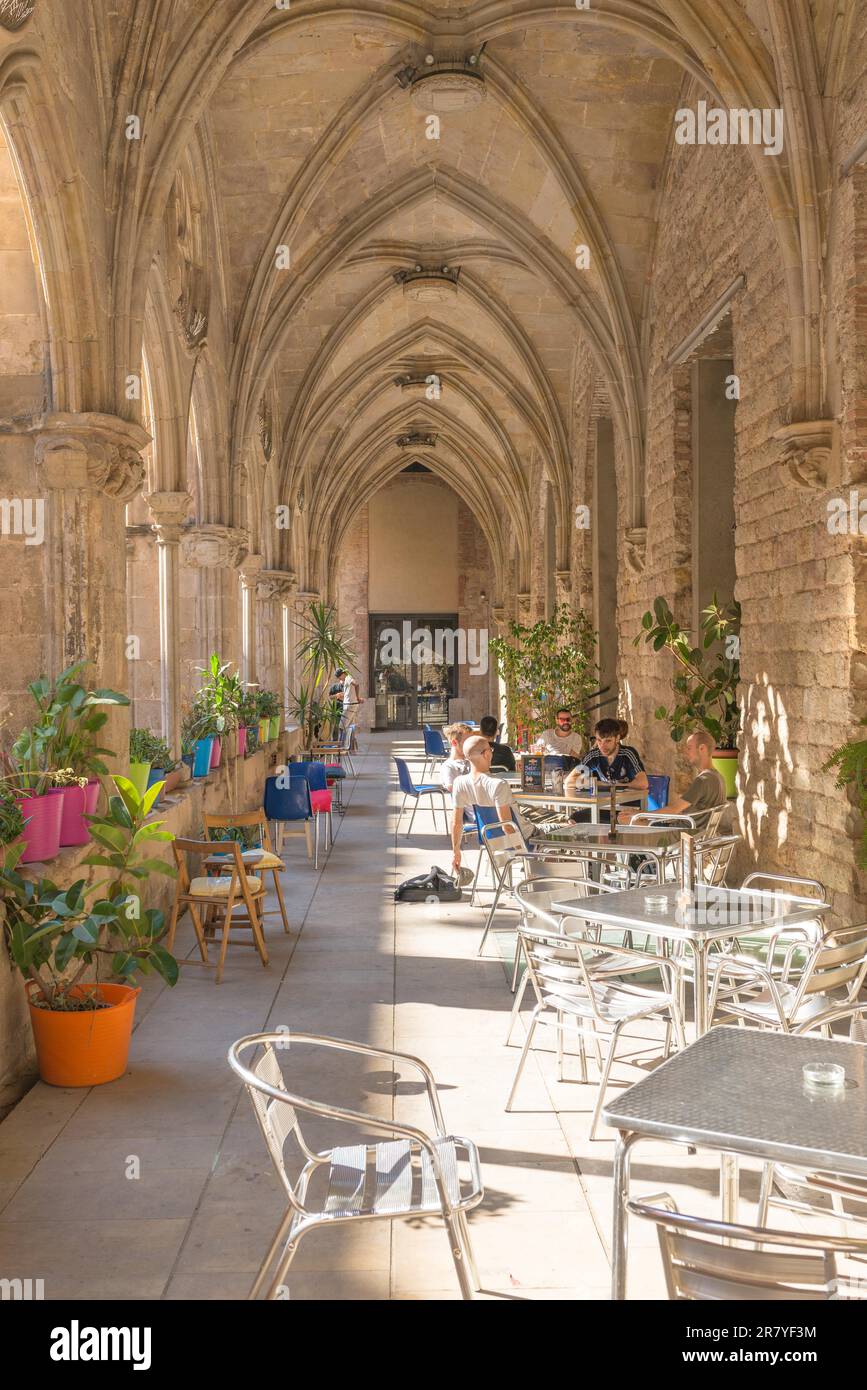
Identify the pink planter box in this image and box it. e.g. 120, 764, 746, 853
18, 792, 63, 863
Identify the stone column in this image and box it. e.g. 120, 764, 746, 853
180, 524, 249, 672
34, 411, 150, 766
238, 554, 264, 686
146, 491, 193, 756
257, 570, 296, 711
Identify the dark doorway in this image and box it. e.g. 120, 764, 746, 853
369, 614, 459, 729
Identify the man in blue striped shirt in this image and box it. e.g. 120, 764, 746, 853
569, 717, 649, 791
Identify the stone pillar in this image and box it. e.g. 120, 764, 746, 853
238, 554, 264, 686
180, 524, 249, 677
256, 570, 296, 700
146, 491, 193, 756
34, 411, 150, 765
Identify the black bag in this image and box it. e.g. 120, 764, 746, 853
394, 865, 462, 903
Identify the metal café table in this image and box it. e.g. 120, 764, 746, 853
602, 1025, 867, 1299
547, 823, 682, 881
515, 786, 647, 825
550, 882, 831, 1036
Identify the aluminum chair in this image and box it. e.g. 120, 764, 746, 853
627, 1193, 867, 1299
475, 820, 589, 963
694, 832, 740, 885
708, 922, 867, 1033
629, 812, 697, 829
509, 876, 651, 1050
228, 1031, 484, 1300
393, 756, 448, 835
756, 1001, 867, 1228
505, 924, 685, 1138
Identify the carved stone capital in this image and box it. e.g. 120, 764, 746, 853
238, 553, 265, 590
146, 490, 193, 543
491, 605, 508, 627
554, 569, 572, 604
181, 524, 248, 570
257, 568, 296, 603
293, 589, 320, 615
624, 527, 647, 576
516, 592, 532, 622
33, 412, 150, 503
774, 419, 841, 490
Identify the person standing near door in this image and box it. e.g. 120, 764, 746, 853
337, 667, 361, 737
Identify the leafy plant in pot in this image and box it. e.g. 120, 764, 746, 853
6, 662, 129, 857
633, 595, 741, 797
256, 689, 282, 742
237, 692, 261, 755
489, 604, 598, 745
196, 653, 243, 765
0, 776, 178, 1086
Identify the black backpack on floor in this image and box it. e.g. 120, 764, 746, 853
394, 866, 462, 903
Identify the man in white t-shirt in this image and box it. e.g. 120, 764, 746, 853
536, 707, 584, 758
439, 722, 473, 797
450, 735, 531, 871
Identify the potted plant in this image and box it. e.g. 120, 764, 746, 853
824, 721, 867, 867
144, 735, 179, 802
291, 601, 356, 751
15, 662, 129, 849
634, 594, 741, 797
195, 654, 242, 767
257, 689, 282, 742
0, 776, 178, 1086
181, 707, 217, 778
489, 604, 598, 744
0, 785, 25, 848
237, 692, 260, 755
129, 727, 155, 796
3, 725, 62, 863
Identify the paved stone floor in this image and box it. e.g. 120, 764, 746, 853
0, 734, 823, 1301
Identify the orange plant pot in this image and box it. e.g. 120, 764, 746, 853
26, 982, 141, 1087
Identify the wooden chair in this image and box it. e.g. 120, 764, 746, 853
167, 838, 269, 984
203, 809, 290, 934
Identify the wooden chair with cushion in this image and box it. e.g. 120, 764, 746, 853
203, 809, 290, 934
166, 838, 269, 984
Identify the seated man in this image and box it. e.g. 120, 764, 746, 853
536, 707, 584, 758
439, 722, 473, 796
479, 714, 516, 772
569, 717, 648, 792
450, 735, 532, 873
622, 729, 726, 829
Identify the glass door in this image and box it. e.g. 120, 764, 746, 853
370, 615, 458, 729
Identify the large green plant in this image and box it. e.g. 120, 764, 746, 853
292, 602, 356, 747
11, 661, 129, 790
633, 595, 741, 749
0, 776, 178, 1009
824, 720, 867, 868
489, 605, 598, 743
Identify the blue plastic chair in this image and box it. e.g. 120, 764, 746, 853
421, 724, 447, 782
286, 762, 333, 861
264, 775, 317, 867
647, 774, 670, 812
394, 756, 448, 836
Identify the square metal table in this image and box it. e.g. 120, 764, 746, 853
515, 786, 647, 825
602, 1026, 867, 1298
550, 882, 830, 1035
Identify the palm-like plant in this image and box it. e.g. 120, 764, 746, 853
291, 602, 356, 749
